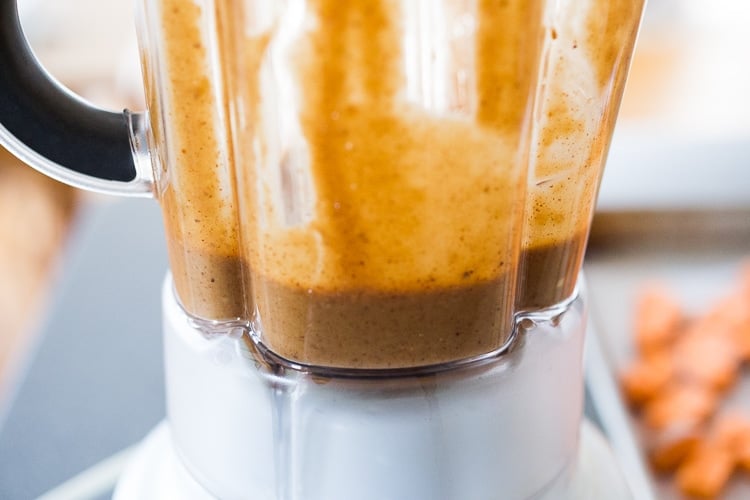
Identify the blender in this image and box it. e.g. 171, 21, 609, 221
0, 0, 645, 498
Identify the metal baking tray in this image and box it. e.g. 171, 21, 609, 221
584, 208, 750, 500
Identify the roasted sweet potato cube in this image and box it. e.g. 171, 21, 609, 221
716, 414, 750, 472
713, 412, 750, 449
648, 424, 703, 473
643, 385, 717, 432
620, 353, 673, 408
672, 332, 740, 391
706, 293, 750, 331
634, 284, 683, 355
676, 443, 735, 499
724, 322, 750, 362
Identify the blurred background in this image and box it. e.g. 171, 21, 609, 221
1, 0, 749, 396
0, 0, 144, 398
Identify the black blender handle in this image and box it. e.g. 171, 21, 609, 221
0, 0, 153, 196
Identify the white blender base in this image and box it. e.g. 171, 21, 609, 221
113, 277, 631, 500
114, 419, 631, 500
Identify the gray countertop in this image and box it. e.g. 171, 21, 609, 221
0, 199, 168, 500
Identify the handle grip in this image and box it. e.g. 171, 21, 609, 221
0, 0, 153, 197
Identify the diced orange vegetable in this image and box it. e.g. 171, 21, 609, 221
714, 413, 750, 472
648, 424, 703, 473
672, 332, 739, 391
736, 440, 750, 472
705, 293, 750, 332
712, 412, 750, 450
643, 385, 717, 432
692, 290, 750, 363
676, 443, 735, 498
728, 323, 750, 362
620, 353, 673, 408
634, 284, 683, 355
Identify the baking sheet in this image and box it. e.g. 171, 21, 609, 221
584, 209, 750, 500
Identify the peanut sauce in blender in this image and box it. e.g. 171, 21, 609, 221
144, 0, 642, 368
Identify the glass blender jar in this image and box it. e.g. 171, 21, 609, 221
0, 0, 645, 498
139, 0, 544, 370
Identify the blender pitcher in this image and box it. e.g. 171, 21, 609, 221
0, 0, 645, 498
137, 0, 549, 370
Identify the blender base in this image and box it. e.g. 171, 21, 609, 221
114, 419, 631, 500
113, 277, 632, 500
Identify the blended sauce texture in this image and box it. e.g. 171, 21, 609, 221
145, 0, 642, 368
144, 0, 644, 366
146, 0, 247, 320
518, 0, 645, 309
143, 0, 644, 366
144, 0, 542, 368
